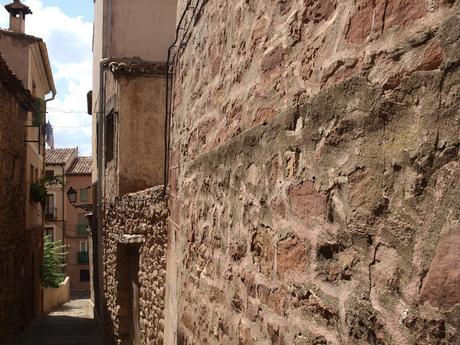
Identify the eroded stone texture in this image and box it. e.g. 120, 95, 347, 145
166, 1, 460, 345
0, 59, 32, 340
102, 186, 167, 345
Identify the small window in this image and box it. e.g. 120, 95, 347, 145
105, 113, 114, 164
35, 168, 38, 182
45, 194, 55, 220
79, 241, 88, 252
80, 188, 88, 202
45, 170, 54, 180
44, 227, 54, 241
77, 213, 88, 227
80, 269, 90, 282
30, 164, 34, 183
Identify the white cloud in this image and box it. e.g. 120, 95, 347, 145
0, 0, 93, 155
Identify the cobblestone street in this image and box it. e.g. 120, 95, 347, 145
9, 298, 101, 345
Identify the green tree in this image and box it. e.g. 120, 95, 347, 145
40, 235, 67, 288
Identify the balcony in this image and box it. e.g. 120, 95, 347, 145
45, 207, 57, 221
76, 224, 88, 236
77, 251, 89, 264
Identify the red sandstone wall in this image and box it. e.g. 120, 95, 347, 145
0, 81, 28, 338
167, 1, 460, 345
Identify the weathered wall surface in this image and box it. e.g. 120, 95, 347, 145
118, 74, 166, 195
167, 1, 460, 344
0, 78, 27, 338
102, 186, 168, 345
43, 277, 70, 314
102, 68, 166, 197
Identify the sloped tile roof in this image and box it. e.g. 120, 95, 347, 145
67, 156, 92, 175
46, 148, 77, 165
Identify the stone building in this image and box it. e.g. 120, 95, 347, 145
45, 149, 92, 293
91, 0, 176, 344
163, 1, 460, 345
0, 54, 36, 340
0, 0, 56, 321
92, 1, 460, 345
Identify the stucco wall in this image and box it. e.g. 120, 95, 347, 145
102, 186, 167, 345
118, 76, 166, 194
43, 277, 70, 314
165, 1, 460, 345
0, 33, 30, 85
111, 0, 176, 62
102, 72, 166, 197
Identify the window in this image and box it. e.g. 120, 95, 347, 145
35, 168, 38, 182
45, 170, 54, 180
30, 164, 34, 183
80, 269, 90, 282
80, 188, 88, 202
79, 241, 88, 252
105, 112, 114, 164
45, 194, 55, 220
44, 227, 54, 241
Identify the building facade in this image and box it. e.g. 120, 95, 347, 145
92, 1, 460, 345
0, 54, 35, 339
45, 148, 92, 293
91, 1, 176, 344
65, 156, 92, 292
0, 0, 56, 322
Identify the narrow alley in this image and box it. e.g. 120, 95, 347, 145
7, 297, 101, 345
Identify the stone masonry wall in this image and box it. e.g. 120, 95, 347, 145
103, 186, 168, 345
167, 1, 460, 344
0, 81, 27, 338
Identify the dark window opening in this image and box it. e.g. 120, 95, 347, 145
105, 113, 114, 164
45, 170, 54, 180
80, 269, 90, 282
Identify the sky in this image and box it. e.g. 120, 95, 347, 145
0, 0, 93, 155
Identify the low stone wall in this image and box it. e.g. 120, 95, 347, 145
43, 277, 70, 314
102, 186, 167, 345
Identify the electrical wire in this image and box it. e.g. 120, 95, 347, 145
53, 124, 92, 128
47, 107, 88, 114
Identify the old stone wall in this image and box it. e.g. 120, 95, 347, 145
0, 78, 28, 337
102, 186, 168, 345
166, 1, 460, 344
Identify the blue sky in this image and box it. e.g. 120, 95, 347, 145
0, 0, 94, 155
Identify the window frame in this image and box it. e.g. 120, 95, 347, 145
79, 188, 89, 202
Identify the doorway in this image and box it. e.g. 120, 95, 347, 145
117, 244, 140, 345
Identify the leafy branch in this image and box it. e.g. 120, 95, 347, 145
40, 235, 67, 288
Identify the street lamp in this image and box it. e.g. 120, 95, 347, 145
66, 187, 77, 204
66, 186, 92, 212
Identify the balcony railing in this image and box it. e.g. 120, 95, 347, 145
76, 224, 88, 236
45, 207, 57, 221
77, 251, 89, 264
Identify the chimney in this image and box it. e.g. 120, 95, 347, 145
4, 0, 32, 34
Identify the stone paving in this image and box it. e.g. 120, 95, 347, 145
9, 298, 102, 345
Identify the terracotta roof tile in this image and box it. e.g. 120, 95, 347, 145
45, 148, 77, 165
67, 156, 92, 175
